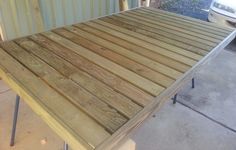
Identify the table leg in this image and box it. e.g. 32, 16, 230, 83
9, 95, 69, 149
64, 142, 68, 150
172, 94, 178, 104
10, 95, 20, 146
192, 78, 195, 89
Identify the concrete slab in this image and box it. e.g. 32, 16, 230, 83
131, 101, 236, 150
177, 49, 236, 131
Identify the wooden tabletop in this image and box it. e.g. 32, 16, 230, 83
0, 7, 235, 150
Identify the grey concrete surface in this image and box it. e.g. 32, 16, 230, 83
131, 101, 236, 150
177, 48, 236, 131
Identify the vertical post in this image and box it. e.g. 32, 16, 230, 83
145, 0, 151, 7
10, 95, 20, 146
64, 142, 68, 150
192, 78, 195, 89
119, 0, 128, 11
138, 0, 142, 7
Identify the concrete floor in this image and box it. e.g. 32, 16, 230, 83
0, 43, 236, 150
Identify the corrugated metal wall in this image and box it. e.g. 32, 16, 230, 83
0, 0, 138, 40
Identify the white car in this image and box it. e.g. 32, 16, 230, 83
208, 0, 236, 27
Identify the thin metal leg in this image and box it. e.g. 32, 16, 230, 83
64, 142, 68, 150
172, 94, 178, 104
192, 78, 195, 89
10, 95, 20, 146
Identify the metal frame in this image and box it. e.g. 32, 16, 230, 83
172, 78, 195, 104
10, 95, 20, 146
9, 95, 69, 150
64, 142, 69, 150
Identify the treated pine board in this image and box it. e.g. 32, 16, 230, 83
108, 15, 213, 51
115, 13, 217, 47
0, 47, 110, 150
96, 27, 236, 150
68, 25, 183, 79
102, 17, 208, 56
136, 9, 229, 37
0, 7, 235, 150
41, 32, 164, 96
144, 7, 233, 33
54, 28, 174, 87
82, 21, 198, 66
15, 38, 142, 119
1, 41, 128, 133
73, 23, 189, 73
133, 9, 228, 38
30, 34, 152, 107
92, 20, 203, 61
121, 12, 222, 43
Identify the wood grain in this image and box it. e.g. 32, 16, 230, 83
115, 13, 218, 47
83, 21, 198, 66
93, 19, 203, 61
0, 7, 234, 150
1, 41, 128, 133
30, 34, 153, 106
108, 15, 214, 50
0, 47, 110, 150
15, 37, 142, 119
42, 31, 165, 96
71, 25, 185, 79
53, 28, 174, 87
101, 17, 208, 56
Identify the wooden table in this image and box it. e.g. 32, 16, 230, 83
0, 7, 235, 150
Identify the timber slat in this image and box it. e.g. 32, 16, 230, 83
53, 28, 174, 87
72, 23, 190, 73
144, 7, 234, 33
30, 34, 153, 106
101, 17, 208, 56
68, 25, 183, 78
115, 13, 218, 47
67, 24, 183, 78
0, 41, 128, 133
15, 38, 142, 119
93, 19, 203, 61
69, 24, 189, 74
107, 15, 213, 51
82, 21, 198, 66
0, 47, 110, 150
137, 9, 230, 36
0, 7, 234, 150
42, 31, 165, 96
133, 9, 228, 38
121, 12, 222, 43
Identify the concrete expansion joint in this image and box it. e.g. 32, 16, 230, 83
175, 100, 236, 134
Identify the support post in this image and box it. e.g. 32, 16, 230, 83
10, 95, 20, 146
145, 0, 151, 7
119, 0, 128, 11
